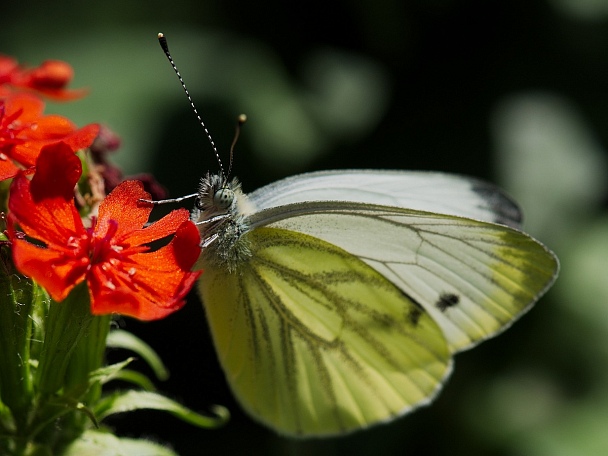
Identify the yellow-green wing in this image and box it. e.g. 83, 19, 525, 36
251, 202, 559, 353
198, 227, 451, 437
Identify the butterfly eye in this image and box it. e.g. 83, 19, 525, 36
214, 188, 234, 210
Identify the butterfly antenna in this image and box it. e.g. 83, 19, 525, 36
226, 114, 247, 180
157, 32, 227, 181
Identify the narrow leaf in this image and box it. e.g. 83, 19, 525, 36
95, 390, 229, 429
104, 370, 157, 391
89, 360, 157, 391
89, 359, 135, 386
106, 330, 168, 381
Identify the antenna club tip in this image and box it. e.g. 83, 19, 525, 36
238, 114, 247, 124
158, 33, 169, 52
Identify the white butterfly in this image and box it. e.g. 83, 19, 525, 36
192, 169, 558, 437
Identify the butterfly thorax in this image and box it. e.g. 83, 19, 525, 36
192, 173, 253, 273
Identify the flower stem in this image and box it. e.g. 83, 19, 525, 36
0, 247, 36, 433
34, 282, 93, 396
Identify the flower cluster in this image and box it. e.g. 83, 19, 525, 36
0, 93, 99, 180
8, 143, 201, 320
1, 54, 201, 320
0, 54, 87, 99
0, 53, 216, 456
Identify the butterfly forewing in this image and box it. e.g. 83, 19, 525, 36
250, 202, 558, 353
248, 170, 523, 228
198, 227, 452, 436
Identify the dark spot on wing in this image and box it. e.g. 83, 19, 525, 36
398, 288, 426, 327
471, 182, 523, 228
436, 293, 460, 312
407, 307, 423, 326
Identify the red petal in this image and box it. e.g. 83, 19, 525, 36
3, 93, 44, 120
11, 236, 88, 302
129, 221, 201, 274
10, 141, 49, 169
89, 287, 184, 321
0, 159, 20, 181
8, 143, 92, 302
30, 142, 82, 201
61, 123, 100, 151
125, 208, 192, 247
21, 60, 89, 101
88, 260, 200, 320
10, 123, 99, 169
95, 180, 152, 239
2, 93, 98, 169
88, 221, 201, 321
9, 143, 84, 244
26, 60, 73, 89
95, 181, 191, 246
23, 114, 78, 139
171, 220, 203, 270
9, 176, 84, 245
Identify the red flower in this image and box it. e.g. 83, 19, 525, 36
0, 55, 87, 100
8, 142, 202, 321
0, 93, 99, 181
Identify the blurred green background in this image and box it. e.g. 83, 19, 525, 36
3, 0, 608, 455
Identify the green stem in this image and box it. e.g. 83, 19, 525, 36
64, 312, 111, 400
55, 311, 111, 447
34, 282, 93, 396
27, 283, 110, 452
0, 247, 36, 433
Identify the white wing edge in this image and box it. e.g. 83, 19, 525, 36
245, 170, 523, 228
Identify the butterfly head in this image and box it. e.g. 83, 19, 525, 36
195, 173, 239, 216
193, 172, 253, 272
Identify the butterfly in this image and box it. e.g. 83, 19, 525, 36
192, 169, 558, 437
156, 33, 559, 438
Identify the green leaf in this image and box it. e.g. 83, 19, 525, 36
89, 360, 157, 394
89, 359, 135, 386
103, 370, 157, 391
94, 390, 229, 429
106, 330, 169, 381
61, 429, 178, 456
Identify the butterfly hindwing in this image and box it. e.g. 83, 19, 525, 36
198, 226, 452, 437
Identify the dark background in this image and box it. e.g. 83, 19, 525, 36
3, 1, 608, 454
